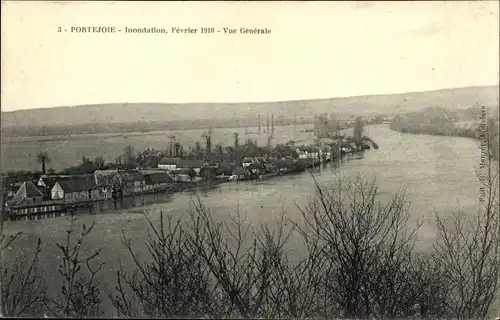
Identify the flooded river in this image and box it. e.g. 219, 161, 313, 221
2, 124, 492, 316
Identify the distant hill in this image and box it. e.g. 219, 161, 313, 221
1, 86, 498, 130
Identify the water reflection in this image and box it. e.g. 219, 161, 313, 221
11, 191, 176, 221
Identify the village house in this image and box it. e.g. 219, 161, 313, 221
138, 149, 164, 168
203, 157, 220, 169
6, 181, 24, 200
171, 168, 199, 182
37, 175, 75, 198
199, 165, 221, 180
248, 162, 265, 176
198, 157, 223, 179
241, 157, 256, 168
297, 146, 320, 160
216, 163, 235, 176
177, 159, 206, 175
93, 170, 118, 199
38, 175, 60, 190
273, 157, 295, 173
7, 181, 61, 217
142, 171, 174, 192
232, 167, 250, 180
114, 171, 146, 196
142, 148, 164, 158
51, 176, 101, 203
157, 157, 181, 171
38, 174, 100, 199
157, 158, 206, 175
9, 181, 44, 207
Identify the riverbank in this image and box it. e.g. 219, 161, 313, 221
389, 115, 499, 160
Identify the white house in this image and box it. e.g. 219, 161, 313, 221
157, 157, 181, 171
177, 160, 205, 175
298, 151, 320, 159
158, 158, 206, 175
241, 157, 255, 168
51, 176, 100, 202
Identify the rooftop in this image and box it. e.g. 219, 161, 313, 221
118, 171, 145, 182
143, 172, 174, 184
40, 174, 93, 189
56, 177, 98, 192
94, 170, 117, 186
177, 159, 206, 168
158, 157, 182, 165
11, 181, 44, 205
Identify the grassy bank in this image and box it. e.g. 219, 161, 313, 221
389, 109, 499, 160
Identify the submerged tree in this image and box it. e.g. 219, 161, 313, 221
93, 156, 105, 170
353, 116, 364, 143
174, 142, 181, 159
203, 129, 212, 155
122, 145, 137, 168
80, 157, 95, 174
168, 136, 177, 157
195, 141, 203, 160
233, 132, 240, 149
215, 144, 224, 162
36, 151, 51, 174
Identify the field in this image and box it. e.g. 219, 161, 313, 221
2, 86, 498, 130
0, 124, 320, 172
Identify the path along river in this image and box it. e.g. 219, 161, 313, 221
2, 124, 493, 316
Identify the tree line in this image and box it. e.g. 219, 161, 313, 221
390, 106, 500, 160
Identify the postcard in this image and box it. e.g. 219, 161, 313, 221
1, 1, 499, 319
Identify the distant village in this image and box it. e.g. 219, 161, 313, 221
1, 115, 382, 220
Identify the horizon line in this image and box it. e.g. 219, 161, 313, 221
2, 84, 499, 113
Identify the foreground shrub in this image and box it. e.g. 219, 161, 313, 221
0, 237, 47, 317
107, 172, 499, 319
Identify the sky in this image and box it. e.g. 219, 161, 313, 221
1, 1, 499, 112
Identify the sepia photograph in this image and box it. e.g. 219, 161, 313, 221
1, 1, 499, 318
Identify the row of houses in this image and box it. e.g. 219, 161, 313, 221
157, 151, 328, 172
7, 157, 222, 210
6, 170, 176, 214
5, 149, 340, 217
